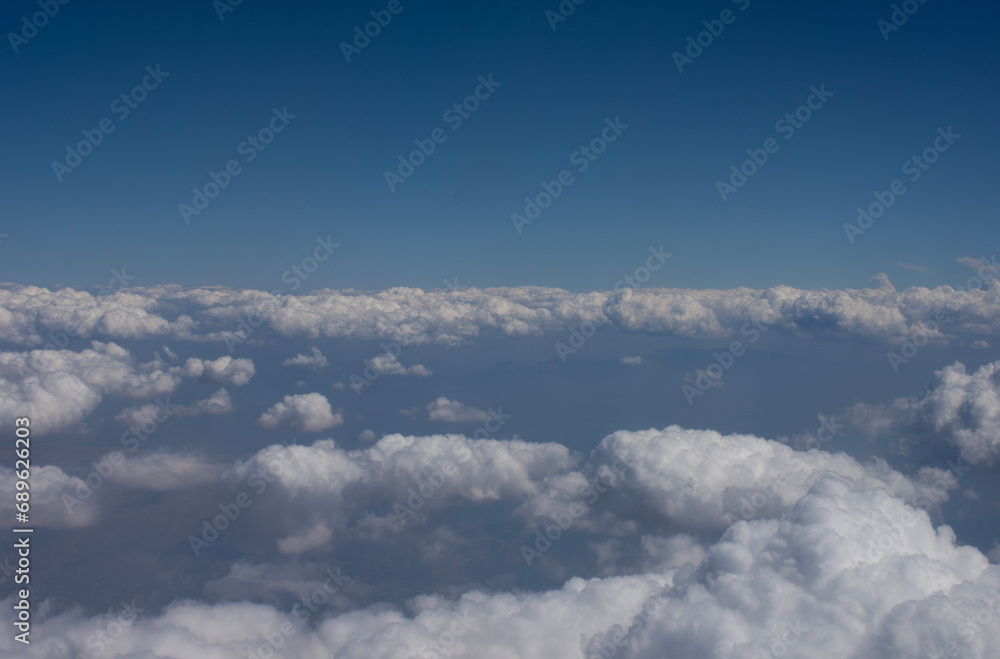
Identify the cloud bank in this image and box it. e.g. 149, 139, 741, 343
2, 276, 999, 348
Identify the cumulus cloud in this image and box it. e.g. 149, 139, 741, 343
4, 416, 1000, 658
3, 279, 1000, 348
621, 356, 642, 366
369, 352, 432, 376
181, 355, 255, 386
0, 342, 184, 435
257, 393, 343, 431
222, 433, 576, 549
515, 425, 955, 536
426, 397, 490, 423
841, 360, 1000, 464
208, 423, 956, 567
6, 474, 1000, 658
281, 347, 328, 369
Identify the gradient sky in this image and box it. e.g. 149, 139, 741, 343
2, 0, 998, 293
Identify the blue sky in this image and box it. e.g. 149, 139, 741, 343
3, 0, 998, 292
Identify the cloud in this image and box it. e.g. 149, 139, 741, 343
369, 352, 431, 376
257, 393, 343, 431
208, 422, 953, 566
4, 417, 1000, 658
221, 433, 577, 549
115, 388, 234, 427
276, 522, 333, 555
841, 360, 1000, 464
4, 280, 1000, 348
958, 256, 1000, 278
515, 425, 955, 535
0, 342, 184, 435
7, 473, 999, 658
426, 397, 490, 423
105, 452, 222, 491
281, 347, 328, 369
973, 340, 990, 349
621, 356, 642, 366
181, 355, 255, 386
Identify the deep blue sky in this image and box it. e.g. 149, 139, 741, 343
2, 0, 997, 293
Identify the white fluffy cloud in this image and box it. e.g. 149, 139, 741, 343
281, 347, 328, 369
426, 397, 490, 423
213, 423, 955, 564
0, 343, 253, 435
257, 393, 343, 431
515, 425, 956, 535
0, 342, 183, 435
842, 360, 1000, 464
4, 419, 1000, 657
181, 355, 255, 386
2, 278, 999, 347
369, 352, 432, 376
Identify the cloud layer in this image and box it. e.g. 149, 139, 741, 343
5, 433, 998, 658
2, 277, 999, 348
